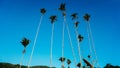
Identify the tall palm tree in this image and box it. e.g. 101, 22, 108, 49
67, 59, 71, 68
49, 15, 57, 68
27, 8, 46, 68
59, 3, 66, 68
59, 57, 66, 68
71, 12, 83, 68
58, 4, 77, 68
77, 63, 81, 68
20, 37, 30, 68
84, 13, 100, 67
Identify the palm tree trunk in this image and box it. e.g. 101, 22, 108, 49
50, 23, 55, 68
27, 15, 43, 68
85, 21, 93, 66
19, 51, 25, 68
74, 21, 83, 68
61, 16, 65, 68
87, 22, 100, 67
64, 17, 77, 68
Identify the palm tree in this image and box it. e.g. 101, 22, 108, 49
67, 59, 71, 68
59, 3, 66, 16
77, 63, 81, 68
84, 13, 100, 67
59, 4, 77, 68
74, 21, 79, 28
59, 57, 66, 68
83, 13, 90, 22
59, 3, 66, 68
71, 13, 78, 20
27, 8, 46, 68
71, 12, 83, 68
40, 8, 46, 14
20, 37, 30, 68
49, 15, 57, 68
78, 34, 84, 42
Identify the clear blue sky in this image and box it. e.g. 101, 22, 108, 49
0, 0, 120, 68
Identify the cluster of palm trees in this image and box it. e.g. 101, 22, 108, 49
19, 3, 100, 68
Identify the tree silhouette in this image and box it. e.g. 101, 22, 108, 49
59, 3, 66, 16
49, 15, 57, 68
78, 34, 84, 42
20, 37, 30, 68
40, 8, 46, 14
59, 57, 66, 68
77, 63, 81, 68
71, 13, 78, 20
67, 59, 71, 68
27, 8, 46, 68
84, 13, 90, 22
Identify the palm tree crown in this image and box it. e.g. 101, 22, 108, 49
40, 8, 46, 14
59, 3, 66, 11
21, 38, 30, 48
49, 15, 57, 24
84, 13, 90, 21
59, 57, 66, 62
59, 3, 66, 16
67, 59, 71, 65
78, 34, 84, 42
71, 13, 78, 20
77, 62, 81, 68
74, 21, 79, 28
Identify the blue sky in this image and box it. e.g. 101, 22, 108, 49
0, 0, 120, 68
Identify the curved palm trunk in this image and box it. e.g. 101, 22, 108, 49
50, 23, 55, 68
64, 17, 77, 68
87, 22, 100, 67
27, 15, 43, 68
74, 22, 83, 68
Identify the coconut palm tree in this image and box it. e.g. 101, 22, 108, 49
59, 3, 66, 16
71, 13, 78, 20
77, 63, 81, 68
71, 13, 83, 68
40, 8, 46, 14
58, 4, 77, 68
59, 57, 66, 68
67, 59, 71, 68
74, 21, 79, 28
27, 8, 46, 68
49, 15, 57, 68
59, 3, 66, 68
20, 37, 30, 68
83, 13, 90, 22
78, 34, 84, 42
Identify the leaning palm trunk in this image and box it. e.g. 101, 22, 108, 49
74, 22, 83, 68
50, 23, 55, 68
87, 22, 100, 67
27, 15, 43, 68
64, 17, 77, 68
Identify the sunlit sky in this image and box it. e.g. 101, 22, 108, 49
0, 0, 120, 68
